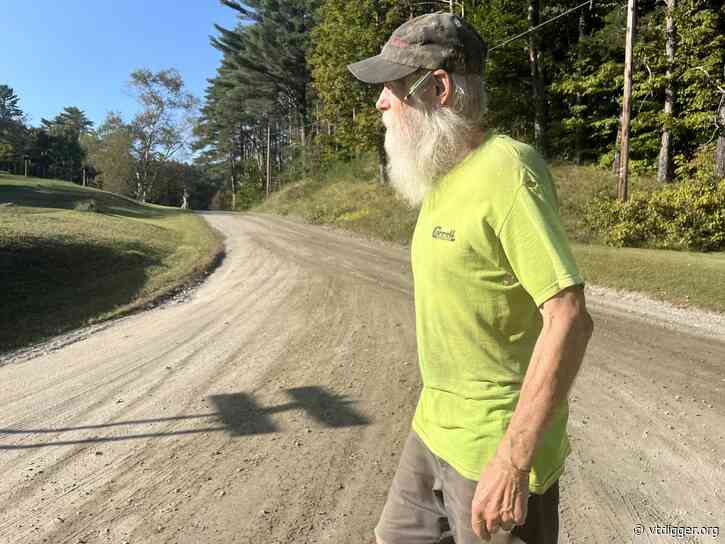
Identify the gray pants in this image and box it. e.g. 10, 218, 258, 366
375, 431, 560, 544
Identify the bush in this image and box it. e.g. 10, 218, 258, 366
74, 199, 98, 212
585, 177, 725, 251
235, 181, 265, 210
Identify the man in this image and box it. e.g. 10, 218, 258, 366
347, 12, 594, 544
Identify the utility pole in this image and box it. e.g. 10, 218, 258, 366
618, 0, 636, 202
266, 120, 271, 199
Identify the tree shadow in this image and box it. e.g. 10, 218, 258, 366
0, 387, 371, 449
0, 238, 162, 353
0, 184, 177, 219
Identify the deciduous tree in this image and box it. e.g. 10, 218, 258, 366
127, 68, 198, 202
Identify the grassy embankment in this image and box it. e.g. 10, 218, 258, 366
256, 156, 725, 313
0, 174, 224, 352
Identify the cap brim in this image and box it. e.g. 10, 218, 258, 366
347, 54, 419, 84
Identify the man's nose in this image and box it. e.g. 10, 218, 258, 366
376, 88, 390, 112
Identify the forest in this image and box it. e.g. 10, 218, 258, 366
2, 0, 723, 247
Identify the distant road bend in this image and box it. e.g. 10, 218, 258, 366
1, 212, 723, 543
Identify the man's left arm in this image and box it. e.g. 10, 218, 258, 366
471, 285, 594, 540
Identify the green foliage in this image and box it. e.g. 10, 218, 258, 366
585, 177, 725, 251
467, 0, 538, 141
127, 68, 198, 202
192, 0, 725, 204
552, 0, 724, 168
195, 0, 320, 207
83, 113, 136, 195
674, 142, 719, 180
0, 84, 27, 172
73, 199, 98, 212
0, 85, 23, 122
309, 0, 409, 158
41, 106, 94, 139
256, 152, 419, 244
235, 180, 266, 210
0, 142, 13, 162
213, 0, 318, 119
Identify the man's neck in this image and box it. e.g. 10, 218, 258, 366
455, 128, 490, 165
467, 127, 491, 152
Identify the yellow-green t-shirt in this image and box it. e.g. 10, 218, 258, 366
410, 131, 584, 494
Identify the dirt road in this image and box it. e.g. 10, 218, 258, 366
1, 212, 723, 544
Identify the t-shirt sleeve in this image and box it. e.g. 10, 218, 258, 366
497, 167, 585, 307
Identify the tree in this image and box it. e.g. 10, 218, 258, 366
42, 106, 93, 138
309, 0, 411, 172
671, 0, 724, 177
716, 94, 725, 177
528, 0, 547, 154
0, 85, 26, 172
127, 68, 198, 202
38, 106, 93, 181
195, 0, 321, 207
83, 112, 136, 194
0, 85, 23, 123
656, 0, 676, 182
212, 0, 319, 131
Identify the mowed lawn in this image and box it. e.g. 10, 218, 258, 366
0, 174, 224, 353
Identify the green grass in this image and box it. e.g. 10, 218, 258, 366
572, 243, 725, 312
255, 157, 725, 313
256, 153, 419, 245
0, 174, 224, 353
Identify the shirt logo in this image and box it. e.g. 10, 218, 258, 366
432, 226, 456, 242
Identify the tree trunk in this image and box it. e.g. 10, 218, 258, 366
716, 96, 725, 178
228, 150, 237, 211
528, 0, 547, 155
612, 115, 622, 174
377, 134, 388, 184
266, 121, 271, 199
574, 9, 587, 165
618, 0, 637, 202
657, 0, 675, 183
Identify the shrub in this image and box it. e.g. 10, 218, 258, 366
74, 199, 98, 212
235, 181, 265, 210
585, 177, 725, 251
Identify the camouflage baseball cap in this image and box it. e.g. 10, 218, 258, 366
347, 12, 487, 84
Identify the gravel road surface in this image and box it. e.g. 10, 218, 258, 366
1, 212, 723, 544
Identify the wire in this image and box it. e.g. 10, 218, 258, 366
490, 0, 596, 52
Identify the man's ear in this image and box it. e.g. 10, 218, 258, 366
432, 69, 453, 106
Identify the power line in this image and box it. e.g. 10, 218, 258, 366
490, 0, 595, 52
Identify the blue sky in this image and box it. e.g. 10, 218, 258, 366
1, 1, 239, 128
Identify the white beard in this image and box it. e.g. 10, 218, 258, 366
383, 105, 475, 208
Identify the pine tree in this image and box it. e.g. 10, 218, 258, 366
0, 85, 26, 171
309, 0, 410, 167
212, 0, 318, 126
0, 85, 23, 123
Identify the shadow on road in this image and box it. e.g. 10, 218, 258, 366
0, 386, 370, 449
